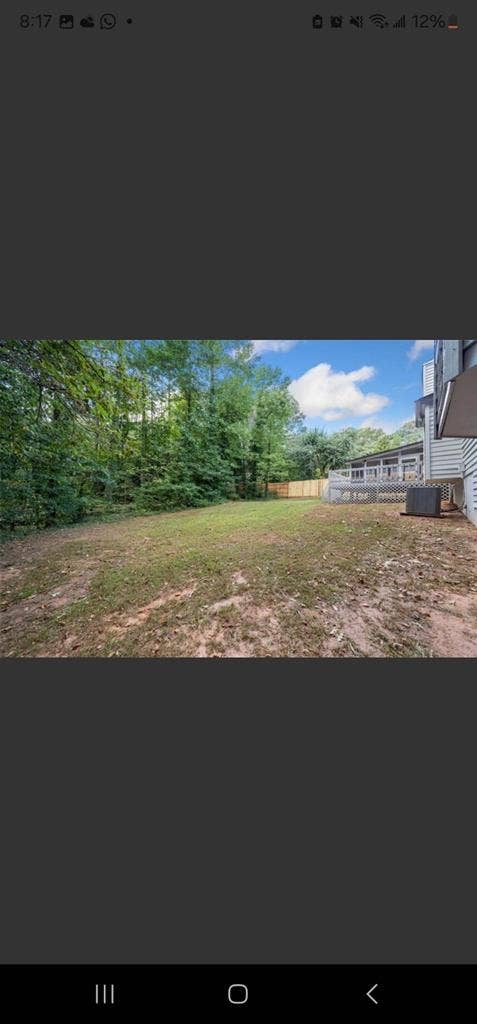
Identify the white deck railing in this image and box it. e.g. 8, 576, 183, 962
324, 466, 451, 504
328, 467, 423, 483
323, 468, 450, 505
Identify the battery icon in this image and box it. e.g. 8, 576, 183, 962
447, 14, 459, 29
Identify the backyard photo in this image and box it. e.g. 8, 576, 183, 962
1, 339, 476, 658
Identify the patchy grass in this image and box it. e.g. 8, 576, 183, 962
1, 500, 477, 657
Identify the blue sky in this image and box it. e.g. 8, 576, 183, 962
250, 340, 434, 432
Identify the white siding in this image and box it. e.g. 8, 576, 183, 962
464, 472, 477, 525
422, 360, 434, 397
463, 437, 477, 477
424, 405, 463, 481
462, 440, 477, 526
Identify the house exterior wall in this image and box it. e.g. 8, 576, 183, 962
421, 364, 464, 483
435, 340, 477, 438
463, 437, 477, 476
463, 339, 477, 372
415, 345, 477, 523
462, 438, 477, 525
423, 404, 463, 481
422, 359, 434, 397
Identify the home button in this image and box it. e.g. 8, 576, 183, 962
228, 984, 249, 1005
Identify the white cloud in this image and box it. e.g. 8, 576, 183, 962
289, 363, 390, 422
250, 340, 299, 356
408, 340, 434, 361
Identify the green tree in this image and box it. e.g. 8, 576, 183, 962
250, 385, 301, 497
388, 420, 423, 448
287, 428, 352, 480
0, 339, 305, 533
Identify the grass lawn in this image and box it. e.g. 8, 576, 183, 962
1, 499, 477, 657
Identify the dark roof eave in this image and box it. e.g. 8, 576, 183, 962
344, 440, 424, 465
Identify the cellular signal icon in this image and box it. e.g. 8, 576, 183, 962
393, 14, 406, 29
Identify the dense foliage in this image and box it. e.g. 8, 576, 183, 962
0, 340, 422, 534
286, 421, 423, 480
0, 341, 300, 532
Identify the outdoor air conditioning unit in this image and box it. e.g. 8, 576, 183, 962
405, 486, 442, 517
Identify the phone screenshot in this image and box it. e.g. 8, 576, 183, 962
1, 3, 476, 1018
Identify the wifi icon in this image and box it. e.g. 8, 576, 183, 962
369, 13, 389, 28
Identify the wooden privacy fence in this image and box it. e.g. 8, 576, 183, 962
267, 479, 326, 499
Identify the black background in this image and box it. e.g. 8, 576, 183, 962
1, 2, 476, 969
0, 2, 475, 338
1, 661, 476, 963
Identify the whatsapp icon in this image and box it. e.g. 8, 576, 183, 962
100, 13, 117, 30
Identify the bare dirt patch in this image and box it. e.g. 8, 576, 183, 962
162, 595, 283, 658
319, 577, 477, 659
2, 502, 477, 657
0, 566, 22, 584
231, 571, 248, 587
194, 623, 254, 658
320, 588, 411, 657
209, 595, 245, 613
320, 605, 387, 657
0, 568, 95, 635
102, 583, 198, 636
426, 592, 477, 658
